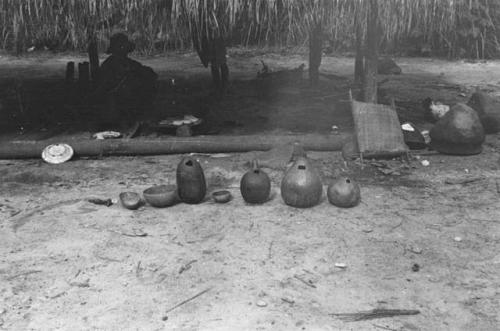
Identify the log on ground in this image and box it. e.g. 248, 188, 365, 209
0, 134, 346, 159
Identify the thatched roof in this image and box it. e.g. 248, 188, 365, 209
1, 0, 498, 58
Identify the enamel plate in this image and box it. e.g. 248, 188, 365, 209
41, 143, 74, 164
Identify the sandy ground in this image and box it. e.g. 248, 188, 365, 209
0, 51, 499, 331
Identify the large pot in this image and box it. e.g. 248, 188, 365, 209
176, 157, 206, 204
281, 156, 322, 208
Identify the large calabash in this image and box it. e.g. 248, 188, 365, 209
281, 157, 323, 208
176, 157, 206, 204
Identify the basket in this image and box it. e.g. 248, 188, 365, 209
350, 93, 408, 160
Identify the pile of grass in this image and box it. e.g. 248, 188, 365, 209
0, 0, 499, 59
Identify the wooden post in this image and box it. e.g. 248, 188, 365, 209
362, 0, 379, 103
354, 19, 364, 85
65, 62, 75, 85
78, 62, 90, 94
88, 34, 100, 86
64, 61, 75, 103
309, 23, 323, 86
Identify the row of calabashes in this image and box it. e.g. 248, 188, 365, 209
172, 154, 361, 209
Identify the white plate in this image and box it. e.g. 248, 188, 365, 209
41, 143, 74, 164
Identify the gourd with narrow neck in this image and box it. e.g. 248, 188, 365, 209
281, 156, 323, 208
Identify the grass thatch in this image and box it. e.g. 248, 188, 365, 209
0, 0, 499, 58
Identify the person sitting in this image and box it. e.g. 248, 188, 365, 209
90, 33, 158, 127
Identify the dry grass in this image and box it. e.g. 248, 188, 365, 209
0, 0, 498, 58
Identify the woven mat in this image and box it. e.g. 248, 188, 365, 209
351, 99, 408, 158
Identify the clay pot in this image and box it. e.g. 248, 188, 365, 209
467, 91, 500, 134
240, 160, 271, 204
176, 157, 206, 204
281, 156, 322, 208
430, 103, 485, 155
327, 177, 361, 208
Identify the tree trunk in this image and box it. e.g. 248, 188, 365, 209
362, 0, 379, 103
309, 24, 323, 86
354, 20, 364, 85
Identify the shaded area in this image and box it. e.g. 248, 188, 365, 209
1, 53, 499, 145
0, 60, 355, 140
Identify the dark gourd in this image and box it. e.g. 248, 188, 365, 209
240, 160, 271, 204
327, 177, 361, 208
176, 157, 206, 204
281, 156, 323, 208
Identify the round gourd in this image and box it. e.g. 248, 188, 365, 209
240, 160, 271, 204
176, 157, 206, 204
327, 177, 361, 208
281, 157, 323, 208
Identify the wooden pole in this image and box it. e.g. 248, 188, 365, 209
65, 62, 75, 84
88, 34, 100, 86
354, 18, 364, 85
309, 23, 323, 86
362, 0, 379, 103
78, 62, 90, 94
64, 61, 75, 103
0, 134, 346, 159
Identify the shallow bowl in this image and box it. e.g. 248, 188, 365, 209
119, 192, 142, 210
143, 185, 178, 208
212, 190, 232, 203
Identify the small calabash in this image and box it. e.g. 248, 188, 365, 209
327, 177, 361, 208
240, 160, 271, 204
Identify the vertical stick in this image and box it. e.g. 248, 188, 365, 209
362, 0, 379, 104
309, 23, 323, 86
354, 19, 364, 85
78, 62, 90, 94
65, 61, 75, 103
88, 34, 100, 85
65, 62, 75, 85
